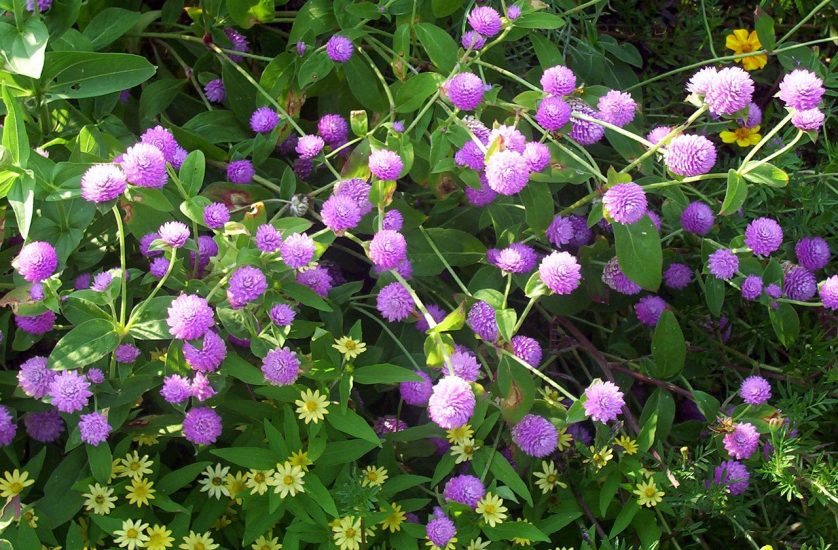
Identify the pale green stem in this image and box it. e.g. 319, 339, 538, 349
494, 345, 577, 402
512, 296, 537, 334
572, 112, 654, 148
776, 0, 832, 45
357, 47, 395, 119
125, 248, 177, 330
352, 305, 421, 370
419, 227, 471, 296
739, 111, 794, 168
112, 206, 128, 329
621, 104, 709, 174
743, 129, 803, 172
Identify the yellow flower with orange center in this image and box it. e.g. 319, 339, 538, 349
725, 29, 768, 71
720, 125, 762, 147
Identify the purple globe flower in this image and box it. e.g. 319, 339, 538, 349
49, 370, 92, 413
547, 215, 574, 248
183, 407, 222, 445
687, 67, 717, 96
382, 209, 404, 232
635, 295, 667, 326
369, 230, 407, 270
140, 125, 178, 162
160, 374, 191, 403
317, 114, 349, 147
568, 100, 605, 145
464, 176, 497, 206
91, 272, 113, 292
280, 233, 315, 269
597, 90, 637, 127
511, 335, 542, 366
428, 376, 475, 429
487, 124, 526, 152
261, 347, 300, 385
778, 69, 825, 110
448, 350, 480, 382
400, 370, 433, 405
267, 303, 295, 327
426, 510, 457, 548
568, 215, 593, 247
114, 344, 141, 364
723, 422, 759, 459
255, 224, 282, 253
139, 232, 163, 257
492, 243, 537, 274
184, 330, 227, 373
171, 146, 188, 170
766, 283, 782, 300
707, 249, 739, 280
191, 371, 216, 401
461, 30, 486, 50
647, 126, 674, 145
541, 65, 576, 96
335, 178, 373, 216
507, 4, 522, 20
29, 282, 44, 301
374, 415, 407, 436
535, 96, 571, 131
296, 135, 325, 160
24, 410, 64, 443
444, 475, 485, 508
602, 257, 642, 295
18, 356, 54, 398
369, 149, 403, 180
795, 236, 830, 271
741, 274, 764, 301
227, 265, 268, 308
744, 217, 783, 256
321, 195, 362, 233
15, 310, 56, 335
467, 6, 501, 37
0, 406, 15, 446
188, 235, 217, 274
158, 221, 190, 248
738, 102, 762, 128
792, 108, 825, 131
539, 251, 582, 295
149, 257, 170, 278
121, 142, 168, 188
445, 72, 485, 111
512, 414, 558, 457
664, 263, 693, 290
296, 266, 333, 296
81, 164, 127, 203
818, 275, 838, 310
468, 301, 498, 341
294, 158, 312, 180
326, 34, 354, 63
714, 460, 750, 496
680, 201, 715, 235
75, 273, 91, 290
87, 368, 105, 384
705, 66, 754, 116
376, 282, 414, 322
485, 150, 530, 195
13, 241, 58, 283
78, 412, 111, 446
739, 375, 771, 405
523, 142, 551, 172
250, 107, 280, 133
25, 0, 52, 12
665, 134, 717, 177
784, 265, 817, 301
204, 79, 225, 103
603, 183, 647, 225
296, 41, 307, 56
227, 159, 255, 184
167, 294, 214, 340
455, 141, 486, 171
224, 27, 249, 61
583, 380, 625, 423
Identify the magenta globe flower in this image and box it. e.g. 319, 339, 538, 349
15, 310, 56, 335
13, 241, 58, 283
400, 370, 433, 405
784, 265, 817, 301
250, 107, 280, 133
280, 233, 315, 269
382, 209, 404, 231
739, 375, 771, 405
426, 510, 457, 548
541, 65, 576, 96
744, 217, 783, 256
444, 474, 485, 508
583, 380, 625, 423
511, 335, 543, 366
160, 374, 191, 404
539, 251, 582, 295
461, 30, 486, 50
0, 406, 15, 446
376, 282, 414, 322
183, 330, 227, 373
646, 125, 674, 145
445, 72, 485, 111
568, 100, 605, 145
603, 182, 647, 224
369, 230, 407, 270
24, 410, 63, 443
49, 370, 92, 413
512, 414, 558, 457
317, 114, 349, 147
680, 201, 715, 235
487, 124, 526, 152
795, 236, 830, 271
635, 295, 667, 326
740, 274, 763, 301
664, 263, 693, 290
713, 460, 750, 496
467, 6, 501, 37
535, 96, 571, 131
167, 294, 214, 340
140, 125, 178, 162
122, 142, 168, 188
18, 356, 54, 398
255, 224, 282, 253
204, 79, 225, 103
183, 407, 222, 445
597, 90, 637, 127
227, 159, 255, 184
665, 134, 717, 177
455, 141, 486, 171
158, 221, 190, 248
261, 347, 300, 385
224, 27, 249, 61
467, 301, 498, 341
818, 275, 838, 310
326, 34, 354, 63
296, 134, 325, 160
705, 66, 754, 116
227, 265, 268, 308
149, 257, 169, 278
78, 412, 111, 446
269, 303, 296, 327
428, 376, 475, 429
602, 257, 642, 295
335, 178, 373, 216
369, 149, 403, 180
686, 67, 717, 96
81, 164, 127, 203
777, 69, 825, 110
321, 194, 362, 233
485, 150, 530, 195
723, 422, 759, 460
707, 249, 739, 280
792, 108, 825, 131
296, 266, 333, 297
464, 176, 497, 206
523, 141, 551, 172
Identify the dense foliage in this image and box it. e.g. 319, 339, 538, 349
0, 0, 837, 549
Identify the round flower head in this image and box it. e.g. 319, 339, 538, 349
294, 158, 312, 180
91, 272, 113, 292
321, 194, 361, 233
766, 283, 782, 300
122, 142, 168, 188
15, 310, 56, 335
664, 263, 693, 290
445, 72, 485, 111
467, 6, 501, 37
739, 375, 771, 405
485, 150, 530, 195
158, 221, 190, 248
261, 347, 300, 385
0, 406, 15, 446
541, 65, 576, 96
597, 90, 637, 127
646, 126, 673, 145
507, 4, 522, 19
426, 511, 457, 548
738, 102, 762, 128
818, 275, 838, 310
335, 178, 373, 216
13, 241, 58, 283
171, 146, 188, 169
255, 224, 282, 253
795, 236, 830, 271
714, 460, 750, 496
191, 372, 216, 401
493, 243, 537, 274
296, 266, 333, 296
326, 34, 354, 62
741, 274, 763, 301
376, 282, 414, 322
792, 108, 825, 131
602, 257, 642, 295
547, 215, 574, 248
665, 134, 717, 176
635, 295, 667, 326
279, 134, 299, 155
539, 251, 582, 295
744, 217, 783, 256
455, 141, 486, 171
686, 67, 718, 96
723, 422, 759, 459
680, 201, 715, 235
535, 96, 571, 131
81, 164, 127, 203
49, 370, 92, 413
167, 294, 214, 340
428, 376, 475, 429
188, 236, 218, 272
444, 475, 485, 508
511, 335, 542, 366
25, 410, 64, 443
160, 374, 191, 403
140, 125, 178, 162
512, 414, 558, 457
78, 412, 111, 446
114, 344, 141, 364
250, 107, 280, 133
523, 141, 551, 172
708, 249, 739, 280
183, 407, 222, 445
369, 230, 407, 270
603, 183, 647, 225
295, 135, 325, 160
139, 232, 163, 257
227, 159, 255, 184
74, 273, 91, 290
464, 176, 498, 206
184, 330, 227, 373
461, 30, 486, 50
468, 301, 498, 341
86, 368, 105, 384
18, 356, 54, 398
26, 0, 52, 12
369, 149, 403, 180
583, 380, 625, 423
400, 370, 433, 405
487, 124, 526, 152
784, 265, 817, 301
382, 209, 404, 232
280, 233, 315, 269
149, 257, 169, 278
568, 215, 593, 247
567, 100, 605, 145
224, 27, 249, 60
778, 69, 825, 110
448, 350, 480, 382
29, 282, 44, 301
204, 79, 225, 103
317, 114, 349, 147
705, 66, 754, 116
227, 265, 267, 308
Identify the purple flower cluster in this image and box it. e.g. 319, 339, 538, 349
723, 422, 759, 459
369, 230, 407, 270
681, 201, 715, 235
539, 251, 582, 295
262, 347, 300, 385
14, 242, 58, 283
227, 266, 267, 308
445, 72, 485, 111
602, 257, 642, 295
444, 474, 485, 508
79, 412, 111, 446
428, 376, 474, 429
713, 460, 750, 495
183, 407, 222, 445
744, 217, 783, 256
665, 134, 717, 177
280, 233, 315, 269
184, 331, 227, 373
739, 375, 771, 405
535, 96, 571, 131
635, 295, 667, 326
400, 370, 433, 406
369, 149, 403, 180
167, 294, 214, 340
583, 380, 624, 423
326, 35, 354, 63
81, 164, 127, 203
376, 282, 414, 322
603, 183, 647, 224
664, 263, 693, 290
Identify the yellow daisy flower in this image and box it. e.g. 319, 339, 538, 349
446, 424, 474, 445
120, 451, 154, 480
332, 516, 362, 550
380, 502, 406, 533
270, 461, 305, 498
556, 427, 573, 452
125, 477, 156, 507
289, 450, 312, 471
333, 336, 367, 361
178, 531, 218, 550
615, 435, 638, 455
583, 446, 613, 471
0, 469, 35, 498
82, 483, 117, 515
246, 469, 273, 496
226, 471, 247, 503
466, 538, 490, 550
199, 464, 230, 500
720, 125, 762, 147
725, 29, 768, 71
633, 478, 664, 508
475, 492, 508, 527
533, 460, 566, 494
251, 534, 282, 550
451, 438, 479, 464
146, 524, 174, 550
134, 434, 160, 446
114, 519, 150, 550
109, 458, 125, 482
212, 515, 232, 530
294, 388, 330, 424
20, 507, 37, 528
361, 465, 388, 487
512, 519, 537, 545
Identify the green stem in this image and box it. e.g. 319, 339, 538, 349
519, 112, 606, 183
621, 104, 708, 174
698, 0, 717, 57
642, 172, 728, 190
572, 112, 654, 148
357, 47, 395, 119
776, 0, 832, 45
744, 129, 803, 172
418, 227, 471, 296
112, 207, 128, 329
125, 248, 177, 330
501, 273, 512, 310
476, 60, 541, 92
556, 0, 604, 17
495, 345, 577, 402
353, 305, 421, 370
512, 296, 537, 334
739, 111, 794, 168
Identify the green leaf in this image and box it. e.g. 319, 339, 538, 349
284, 282, 333, 312
769, 302, 799, 348
210, 447, 280, 470
428, 303, 465, 334
395, 72, 443, 113
82, 7, 140, 50
720, 169, 747, 215
514, 12, 565, 29
316, 439, 378, 466
519, 180, 554, 234
650, 310, 685, 379
297, 51, 333, 89
0, 18, 49, 78
406, 228, 486, 277
613, 217, 661, 291
326, 407, 382, 446
755, 14, 776, 51
704, 276, 725, 316
610, 499, 640, 537
415, 23, 458, 73
2, 84, 29, 167
350, 110, 368, 137
30, 198, 96, 262
43, 52, 156, 100
692, 390, 719, 421
128, 296, 175, 340
303, 473, 339, 516
139, 78, 185, 120
157, 461, 212, 493
432, 0, 463, 17
48, 318, 119, 370
86, 443, 112, 484
599, 470, 621, 516
183, 110, 251, 144
485, 521, 549, 542
637, 388, 675, 452
496, 308, 517, 343
179, 150, 206, 197
489, 453, 533, 506
352, 364, 422, 384
529, 33, 564, 66
344, 54, 388, 113
740, 162, 788, 187
8, 173, 34, 240
226, 0, 274, 29
496, 356, 535, 423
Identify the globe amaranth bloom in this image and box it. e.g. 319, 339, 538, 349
523, 141, 551, 173
467, 6, 501, 37
665, 134, 717, 177
296, 265, 333, 296
250, 107, 280, 133
597, 90, 637, 127
374, 415, 407, 436
321, 194, 361, 233
784, 265, 817, 301
664, 263, 693, 290
224, 27, 249, 61
795, 236, 830, 271
739, 375, 771, 405
121, 142, 168, 188
512, 414, 558, 457
511, 335, 543, 366
0, 406, 15, 446
467, 301, 498, 341
705, 66, 754, 116
91, 271, 113, 292
445, 72, 485, 111
227, 265, 268, 308
15, 310, 56, 335
326, 34, 354, 62
680, 201, 715, 235
792, 108, 825, 131
74, 273, 91, 290
160, 374, 192, 403
646, 126, 674, 145
261, 347, 300, 385
369, 230, 407, 270
541, 65, 576, 96
535, 96, 571, 131
78, 412, 111, 446
382, 209, 404, 232
158, 221, 190, 248
444, 475, 485, 508
547, 215, 574, 248
415, 303, 446, 333
24, 410, 64, 443
255, 224, 282, 253
113, 344, 141, 365
723, 422, 759, 459
738, 102, 762, 129
335, 178, 373, 216
188, 235, 219, 273
18, 356, 54, 398
461, 30, 486, 50
818, 275, 838, 310
191, 372, 216, 401
13, 241, 58, 283
29, 282, 44, 301
603, 182, 647, 225
86, 368, 105, 384
171, 146, 188, 170
455, 141, 486, 171
183, 407, 222, 445
426, 509, 457, 548
686, 67, 717, 96
447, 349, 480, 382
487, 124, 527, 152
376, 282, 414, 322
778, 69, 825, 110
139, 232, 163, 257
583, 380, 625, 423
149, 257, 170, 278
635, 295, 667, 326
296, 135, 325, 160
49, 370, 92, 413
741, 274, 764, 301
464, 176, 497, 206
369, 149, 403, 180
428, 376, 475, 429
744, 217, 783, 256
567, 99, 605, 145
140, 125, 179, 162
400, 370, 433, 405
25, 0, 52, 12
167, 294, 214, 340
317, 114, 349, 147
485, 150, 530, 195
539, 251, 582, 295
280, 233, 316, 269
184, 330, 227, 373
492, 243, 537, 274
204, 79, 225, 103
269, 303, 296, 327
81, 164, 127, 203
708, 249, 739, 280
294, 158, 313, 180
713, 460, 750, 496
227, 159, 255, 184
602, 257, 642, 295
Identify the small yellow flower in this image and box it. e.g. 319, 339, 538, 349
633, 478, 665, 508
361, 465, 388, 488
451, 438, 479, 464
289, 450, 312, 471
475, 492, 508, 527
512, 519, 536, 545
426, 539, 458, 550
0, 469, 35, 498
332, 516, 362, 550
252, 534, 283, 550
270, 461, 305, 498
246, 469, 273, 496
212, 515, 232, 530
333, 336, 367, 361
226, 471, 248, 503
533, 460, 566, 494
294, 389, 330, 424
615, 435, 638, 455
725, 29, 768, 71
146, 524, 174, 550
125, 477, 156, 507
134, 434, 160, 446
380, 502, 406, 533
720, 125, 762, 147
114, 519, 150, 550
584, 446, 613, 471
82, 483, 117, 515
120, 451, 154, 480
20, 507, 37, 528
446, 424, 474, 445
199, 464, 230, 500
178, 531, 219, 550
556, 427, 573, 452
466, 538, 490, 550
109, 458, 125, 482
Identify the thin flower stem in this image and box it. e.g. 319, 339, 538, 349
739, 111, 794, 168
357, 47, 395, 119
776, 0, 832, 45
519, 112, 607, 183
572, 112, 654, 148
746, 129, 803, 171
476, 60, 541, 92
501, 273, 512, 310
112, 206, 129, 328
621, 104, 708, 174
642, 172, 728, 190
494, 345, 577, 402
418, 227, 472, 297
124, 248, 177, 331
699, 0, 717, 57
352, 305, 421, 370
512, 296, 537, 335
557, 0, 604, 17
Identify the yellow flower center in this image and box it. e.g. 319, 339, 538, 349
344, 341, 357, 350
212, 477, 223, 486
484, 504, 495, 514
283, 475, 294, 485
127, 529, 138, 538
547, 474, 556, 483
254, 473, 265, 483
9, 482, 22, 493
345, 528, 356, 538
130, 463, 140, 471
95, 495, 105, 504
735, 128, 752, 140
195, 544, 205, 550
464, 445, 473, 453
645, 487, 657, 497
306, 401, 318, 412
